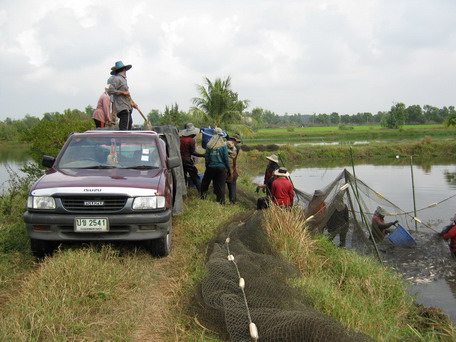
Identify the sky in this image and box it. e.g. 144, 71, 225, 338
1, 0, 456, 123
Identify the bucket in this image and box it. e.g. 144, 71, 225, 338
201, 128, 226, 149
388, 224, 417, 248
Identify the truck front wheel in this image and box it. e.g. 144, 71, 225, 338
147, 217, 172, 257
30, 238, 58, 259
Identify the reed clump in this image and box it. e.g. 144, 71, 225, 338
262, 204, 456, 341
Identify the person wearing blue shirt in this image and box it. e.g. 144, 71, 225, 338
200, 128, 229, 204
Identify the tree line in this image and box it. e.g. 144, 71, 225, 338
1, 76, 456, 145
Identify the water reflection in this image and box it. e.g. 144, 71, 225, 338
0, 145, 33, 189
409, 274, 456, 323
444, 171, 456, 186
0, 144, 32, 163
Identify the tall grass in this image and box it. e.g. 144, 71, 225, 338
0, 163, 41, 301
263, 204, 456, 341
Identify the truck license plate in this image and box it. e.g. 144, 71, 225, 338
74, 218, 109, 232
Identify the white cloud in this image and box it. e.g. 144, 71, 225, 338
15, 29, 47, 67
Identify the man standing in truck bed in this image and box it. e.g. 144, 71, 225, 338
107, 61, 137, 130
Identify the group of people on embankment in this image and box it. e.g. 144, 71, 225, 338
179, 124, 241, 205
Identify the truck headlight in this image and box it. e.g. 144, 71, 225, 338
28, 196, 56, 209
132, 196, 166, 210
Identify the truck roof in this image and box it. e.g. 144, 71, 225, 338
80, 130, 160, 135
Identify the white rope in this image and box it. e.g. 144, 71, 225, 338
224, 235, 259, 341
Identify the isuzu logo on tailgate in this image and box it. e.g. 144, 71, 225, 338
84, 188, 102, 192
84, 201, 104, 206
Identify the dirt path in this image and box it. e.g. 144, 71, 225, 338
131, 220, 200, 342
131, 256, 180, 341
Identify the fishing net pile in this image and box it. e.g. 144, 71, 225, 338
193, 169, 446, 341
193, 212, 374, 342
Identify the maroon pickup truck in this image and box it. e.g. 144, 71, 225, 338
23, 127, 185, 258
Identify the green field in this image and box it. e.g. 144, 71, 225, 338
256, 124, 444, 133
244, 124, 454, 144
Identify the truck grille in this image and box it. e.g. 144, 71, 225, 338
61, 196, 128, 211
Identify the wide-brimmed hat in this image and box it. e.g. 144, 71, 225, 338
374, 206, 389, 217
181, 123, 200, 136
313, 189, 324, 198
266, 154, 279, 163
229, 134, 242, 143
215, 127, 224, 136
274, 167, 290, 177
110, 61, 132, 74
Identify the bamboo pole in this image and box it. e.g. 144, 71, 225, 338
346, 173, 383, 262
128, 96, 152, 130
409, 155, 418, 232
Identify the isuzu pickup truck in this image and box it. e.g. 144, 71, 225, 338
23, 127, 185, 257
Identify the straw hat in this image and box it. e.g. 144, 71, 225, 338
181, 123, 200, 136
274, 167, 290, 177
266, 154, 279, 163
229, 134, 242, 143
374, 206, 389, 217
214, 127, 224, 136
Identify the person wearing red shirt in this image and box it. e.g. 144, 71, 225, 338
443, 220, 456, 259
271, 167, 294, 207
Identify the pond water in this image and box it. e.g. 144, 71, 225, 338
254, 161, 456, 323
0, 145, 32, 192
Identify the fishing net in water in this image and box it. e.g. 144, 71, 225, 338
193, 212, 374, 342
292, 169, 425, 253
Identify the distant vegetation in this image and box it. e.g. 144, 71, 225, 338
1, 75, 456, 143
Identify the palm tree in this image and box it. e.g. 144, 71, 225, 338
446, 115, 456, 127
192, 76, 249, 127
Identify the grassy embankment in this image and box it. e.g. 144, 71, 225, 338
1, 136, 455, 340
239, 135, 456, 172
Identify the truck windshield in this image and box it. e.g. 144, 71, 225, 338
57, 135, 163, 169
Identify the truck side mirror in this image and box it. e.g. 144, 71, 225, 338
166, 156, 181, 169
42, 155, 56, 168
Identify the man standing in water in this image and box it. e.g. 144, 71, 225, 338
107, 61, 137, 130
